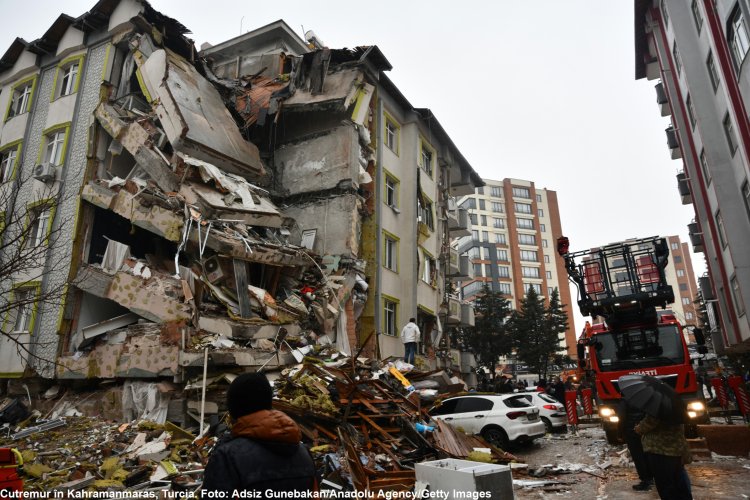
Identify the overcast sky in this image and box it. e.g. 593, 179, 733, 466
0, 0, 703, 332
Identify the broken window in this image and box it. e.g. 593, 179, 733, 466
420, 141, 433, 176
418, 197, 434, 231
383, 298, 397, 336
422, 251, 437, 286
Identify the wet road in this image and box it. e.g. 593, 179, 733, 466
508, 423, 750, 499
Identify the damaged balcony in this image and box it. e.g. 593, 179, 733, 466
446, 248, 472, 282
688, 221, 704, 253
448, 206, 470, 238
666, 125, 682, 160
446, 296, 475, 328
655, 82, 670, 117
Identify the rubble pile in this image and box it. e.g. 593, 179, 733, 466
2, 358, 518, 494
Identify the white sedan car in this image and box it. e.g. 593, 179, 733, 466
429, 394, 546, 448
517, 391, 568, 432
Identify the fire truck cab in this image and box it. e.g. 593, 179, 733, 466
558, 236, 708, 444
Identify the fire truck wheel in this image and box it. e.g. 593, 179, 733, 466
685, 423, 698, 439
604, 427, 622, 445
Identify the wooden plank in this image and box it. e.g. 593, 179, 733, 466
313, 423, 337, 441
357, 412, 395, 441
233, 259, 252, 318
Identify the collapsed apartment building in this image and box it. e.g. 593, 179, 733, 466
0, 0, 482, 420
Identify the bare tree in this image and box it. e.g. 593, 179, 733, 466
0, 158, 77, 370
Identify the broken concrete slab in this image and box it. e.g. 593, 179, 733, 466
135, 42, 265, 179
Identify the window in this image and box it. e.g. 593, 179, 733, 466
544, 255, 550, 263
536, 194, 542, 202
671, 242, 679, 250
661, 0, 669, 27
498, 282, 512, 295
478, 199, 486, 210
495, 233, 506, 244
383, 298, 398, 336
729, 6, 750, 70
497, 249, 508, 261
460, 197, 476, 210
542, 239, 549, 248
514, 203, 532, 214
493, 217, 505, 229
385, 116, 399, 153
679, 283, 689, 292
44, 129, 67, 166
469, 246, 480, 259
6, 78, 35, 119
721, 113, 735, 154
491, 202, 504, 213
480, 231, 488, 242
55, 58, 82, 99
476, 187, 484, 195
682, 297, 691, 305
518, 233, 536, 245
11, 286, 38, 334
469, 213, 478, 225
485, 264, 492, 277
385, 174, 398, 208
473, 263, 483, 277
537, 209, 544, 217
480, 215, 487, 227
26, 203, 53, 248
384, 234, 398, 271
418, 197, 434, 230
686, 94, 696, 129
673, 42, 682, 75
700, 149, 711, 185
707, 51, 720, 91
540, 223, 546, 232
490, 186, 502, 197
516, 218, 534, 229
742, 180, 750, 222
520, 250, 538, 261
498, 266, 510, 278
686, 312, 694, 321
732, 275, 746, 316
677, 269, 686, 277
512, 187, 530, 198
0, 144, 20, 182
674, 255, 683, 264
546, 271, 552, 279
548, 287, 554, 296
716, 210, 728, 248
525, 283, 542, 294
472, 230, 479, 241
522, 266, 540, 278
691, 0, 703, 32
420, 141, 433, 176
422, 252, 436, 286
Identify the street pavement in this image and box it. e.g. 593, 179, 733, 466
509, 423, 750, 499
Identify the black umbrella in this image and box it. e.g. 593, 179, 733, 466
618, 374, 686, 425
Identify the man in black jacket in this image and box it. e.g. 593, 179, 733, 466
201, 372, 317, 496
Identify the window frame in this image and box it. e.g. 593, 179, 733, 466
498, 282, 512, 295
723, 112, 738, 156
521, 266, 541, 278
673, 41, 682, 75
382, 295, 399, 336
4, 281, 42, 335
729, 5, 750, 71
384, 171, 399, 209
490, 186, 502, 197
518, 233, 537, 245
383, 231, 399, 272
421, 248, 437, 287
686, 94, 697, 129
691, 0, 703, 33
23, 199, 56, 249
512, 186, 531, 198
516, 217, 534, 230
731, 275, 746, 316
0, 140, 22, 183
497, 249, 509, 261
51, 54, 85, 101
514, 202, 532, 214
716, 210, 728, 248
495, 233, 506, 245
498, 266, 510, 278
4, 75, 38, 120
418, 193, 435, 231
491, 201, 504, 213
707, 51, 720, 92
384, 112, 400, 155
700, 149, 711, 185
37, 123, 71, 168
420, 139, 435, 177
742, 179, 750, 223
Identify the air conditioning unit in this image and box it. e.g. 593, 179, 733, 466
203, 256, 224, 283
33, 163, 56, 182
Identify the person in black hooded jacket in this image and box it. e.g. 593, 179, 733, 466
201, 372, 317, 496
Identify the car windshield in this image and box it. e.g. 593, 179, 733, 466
592, 325, 685, 372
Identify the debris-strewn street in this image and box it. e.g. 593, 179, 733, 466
511, 423, 750, 499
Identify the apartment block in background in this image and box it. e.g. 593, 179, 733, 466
456, 178, 577, 357
635, 0, 750, 352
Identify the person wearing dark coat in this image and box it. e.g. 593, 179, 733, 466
551, 377, 566, 404
621, 399, 653, 491
202, 372, 317, 496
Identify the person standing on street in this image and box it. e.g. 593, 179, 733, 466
400, 317, 420, 365
202, 372, 317, 495
635, 414, 693, 499
621, 400, 653, 491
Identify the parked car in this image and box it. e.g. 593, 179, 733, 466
518, 391, 567, 432
428, 394, 545, 448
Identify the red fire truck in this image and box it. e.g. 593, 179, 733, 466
557, 236, 708, 443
